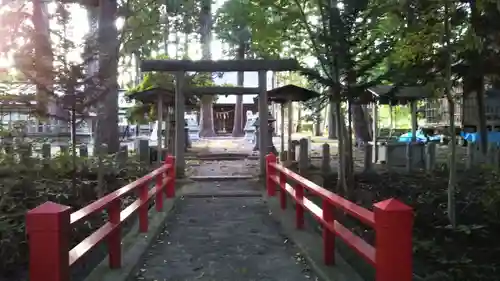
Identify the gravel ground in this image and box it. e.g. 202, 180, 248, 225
134, 182, 318, 281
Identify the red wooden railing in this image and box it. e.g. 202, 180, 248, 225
265, 154, 414, 281
26, 155, 176, 281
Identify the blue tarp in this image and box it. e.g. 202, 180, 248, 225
460, 132, 500, 144
398, 129, 442, 143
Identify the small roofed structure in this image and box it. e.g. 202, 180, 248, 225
127, 87, 197, 106
361, 85, 434, 105
262, 84, 321, 104
259, 84, 321, 162
358, 85, 434, 165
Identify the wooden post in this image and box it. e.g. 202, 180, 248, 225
372, 102, 379, 163
487, 142, 496, 165
137, 139, 149, 165
156, 93, 163, 166
280, 102, 285, 158
258, 70, 268, 175
175, 72, 186, 177
165, 155, 176, 198
405, 143, 412, 173
138, 182, 149, 232
265, 153, 277, 196
466, 142, 474, 169
164, 106, 170, 151
493, 145, 500, 169
155, 164, 164, 212
59, 144, 68, 155
117, 145, 128, 167
295, 183, 305, 229
41, 143, 51, 159
364, 142, 373, 172
373, 199, 413, 281
279, 171, 287, 209
321, 143, 331, 175
107, 199, 121, 268
298, 138, 309, 175
27, 202, 71, 281
322, 200, 335, 265
287, 101, 293, 162
425, 143, 436, 172
410, 101, 417, 142
79, 144, 88, 157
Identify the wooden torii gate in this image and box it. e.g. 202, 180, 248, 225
140, 59, 300, 176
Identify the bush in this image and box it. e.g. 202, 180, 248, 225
299, 123, 314, 133
326, 169, 500, 281
0, 144, 152, 280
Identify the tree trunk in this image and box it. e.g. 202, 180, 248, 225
95, 0, 120, 153
32, 0, 53, 117
175, 32, 180, 58
198, 0, 215, 136
134, 52, 141, 86
345, 99, 355, 191
470, 0, 487, 155
183, 33, 189, 58
199, 95, 217, 137
352, 104, 372, 143
163, 4, 169, 55
296, 105, 302, 132
232, 43, 245, 137
328, 98, 338, 139
335, 99, 346, 192
444, 0, 456, 227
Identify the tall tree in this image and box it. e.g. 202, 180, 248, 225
198, 0, 216, 137
214, 0, 254, 137
294, 0, 403, 191
93, 0, 120, 153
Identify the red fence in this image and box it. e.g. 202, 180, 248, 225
26, 155, 176, 281
265, 154, 413, 281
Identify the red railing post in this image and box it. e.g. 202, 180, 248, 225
139, 183, 149, 232
322, 200, 335, 265
295, 183, 304, 229
107, 199, 121, 268
155, 169, 164, 212
165, 155, 175, 198
26, 202, 71, 281
373, 198, 413, 281
265, 153, 277, 196
279, 171, 287, 209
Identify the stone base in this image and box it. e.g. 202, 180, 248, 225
244, 130, 256, 142
188, 129, 200, 141
149, 147, 169, 163
377, 142, 425, 168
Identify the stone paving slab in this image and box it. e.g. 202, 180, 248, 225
188, 159, 260, 177
134, 182, 318, 281
180, 180, 262, 197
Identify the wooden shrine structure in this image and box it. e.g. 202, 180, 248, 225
261, 85, 320, 160
140, 59, 301, 176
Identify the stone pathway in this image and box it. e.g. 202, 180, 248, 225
133, 154, 318, 281
135, 194, 317, 281
192, 137, 254, 154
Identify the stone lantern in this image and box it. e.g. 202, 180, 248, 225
252, 112, 278, 155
